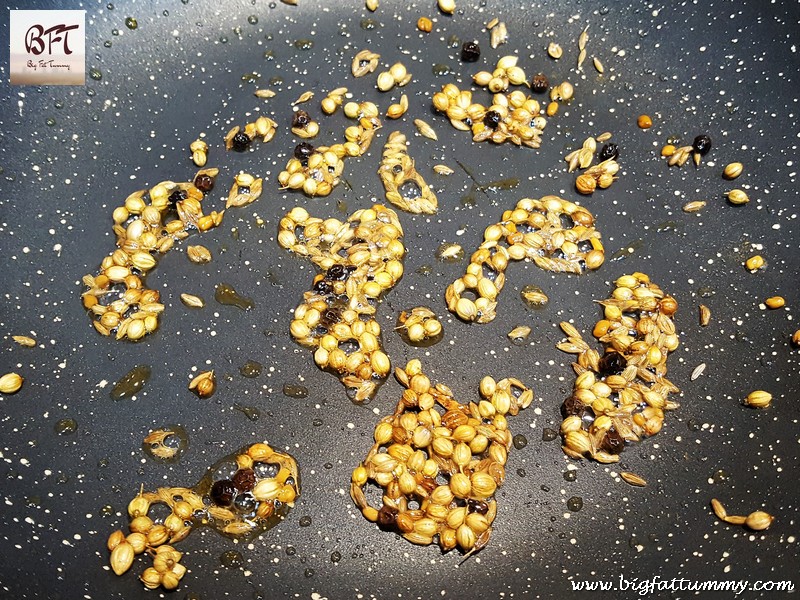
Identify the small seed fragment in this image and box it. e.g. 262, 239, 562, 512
723, 162, 743, 179
727, 189, 749, 205
745, 511, 774, 531
292, 91, 314, 105
414, 119, 438, 140
592, 57, 604, 73
661, 144, 676, 157
711, 498, 727, 520
254, 89, 276, 99
365, 0, 378, 11
699, 304, 711, 326
187, 245, 212, 264
682, 200, 706, 213
12, 335, 36, 347
547, 42, 562, 59
490, 21, 507, 48
507, 325, 532, 341
690, 363, 706, 381
765, 296, 785, 309
637, 114, 653, 129
189, 370, 216, 398
437, 0, 455, 14
745, 255, 764, 271
744, 390, 772, 409
433, 164, 454, 175
0, 372, 23, 394
180, 293, 205, 309
417, 17, 432, 32
620, 472, 646, 487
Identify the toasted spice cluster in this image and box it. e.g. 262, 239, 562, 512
445, 196, 604, 323
350, 360, 532, 553
557, 273, 680, 463
278, 204, 405, 402
107, 443, 299, 591
379, 131, 438, 214
82, 168, 222, 341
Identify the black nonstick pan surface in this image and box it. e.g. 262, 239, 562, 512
1, 0, 798, 598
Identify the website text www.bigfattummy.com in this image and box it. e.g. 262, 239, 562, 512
570, 575, 795, 596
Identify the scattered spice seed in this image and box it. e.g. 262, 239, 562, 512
637, 114, 653, 129
692, 135, 712, 156
723, 162, 743, 179
461, 41, 481, 62
365, 0, 378, 11
433, 164, 454, 175
414, 118, 438, 140
0, 372, 23, 394
187, 245, 212, 264
254, 89, 276, 98
682, 200, 706, 213
699, 304, 711, 326
180, 293, 205, 309
765, 296, 785, 309
595, 132, 612, 143
292, 91, 314, 105
490, 21, 507, 48
690, 363, 706, 381
745, 511, 774, 531
620, 472, 647, 487
792, 330, 800, 347
437, 0, 455, 15
547, 42, 563, 59
745, 255, 764, 271
507, 325, 532, 341
485, 17, 499, 29
12, 335, 36, 347
711, 498, 727, 520
417, 17, 432, 32
661, 144, 676, 157
727, 189, 749, 205
744, 390, 772, 409
593, 57, 604, 73
189, 370, 216, 398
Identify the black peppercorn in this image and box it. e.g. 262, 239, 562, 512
231, 132, 252, 152
600, 427, 625, 455
313, 279, 332, 294
376, 504, 398, 529
232, 468, 256, 493
598, 143, 619, 162
294, 142, 315, 161
483, 110, 502, 129
167, 189, 188, 206
326, 264, 348, 281
210, 479, 237, 507
193, 174, 214, 193
692, 135, 712, 156
598, 351, 627, 376
562, 395, 586, 418
467, 499, 489, 514
530, 73, 549, 93
461, 41, 480, 62
292, 110, 311, 128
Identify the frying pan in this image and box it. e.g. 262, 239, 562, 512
1, 0, 798, 598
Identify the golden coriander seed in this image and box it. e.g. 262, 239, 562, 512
745, 255, 764, 271
0, 372, 23, 394
727, 189, 749, 205
745, 511, 774, 531
723, 162, 743, 179
744, 390, 772, 408
637, 114, 653, 129
765, 296, 785, 309
417, 17, 433, 32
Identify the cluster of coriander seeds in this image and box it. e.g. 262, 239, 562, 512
320, 87, 348, 115
224, 115, 278, 152
378, 131, 438, 214
351, 49, 381, 78
278, 204, 405, 402
278, 101, 381, 197
290, 108, 319, 139
82, 168, 222, 341
376, 61, 412, 92
557, 273, 680, 463
574, 158, 620, 194
189, 138, 208, 167
445, 196, 604, 323
226, 172, 264, 209
107, 443, 299, 591
432, 84, 546, 148
350, 359, 533, 553
472, 55, 528, 93
396, 307, 443, 343
662, 134, 713, 167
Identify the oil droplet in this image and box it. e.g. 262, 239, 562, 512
54, 418, 77, 435
45, 117, 56, 127
563, 470, 577, 482
432, 63, 451, 76
609, 238, 643, 262
247, 15, 258, 24
282, 384, 309, 398
516, 468, 526, 477
415, 264, 432, 276
294, 39, 314, 50
479, 178, 520, 192
215, 283, 254, 310
541, 428, 558, 441
220, 550, 244, 568
241, 72, 260, 83
233, 403, 260, 421
285, 545, 297, 556
125, 17, 138, 30
512, 434, 527, 449
298, 515, 312, 527
110, 365, 152, 400
239, 360, 263, 378
304, 568, 314, 578
446, 34, 460, 48
331, 550, 342, 563
103, 40, 112, 48
336, 199, 348, 213
360, 18, 378, 30
89, 68, 103, 81
567, 496, 583, 511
